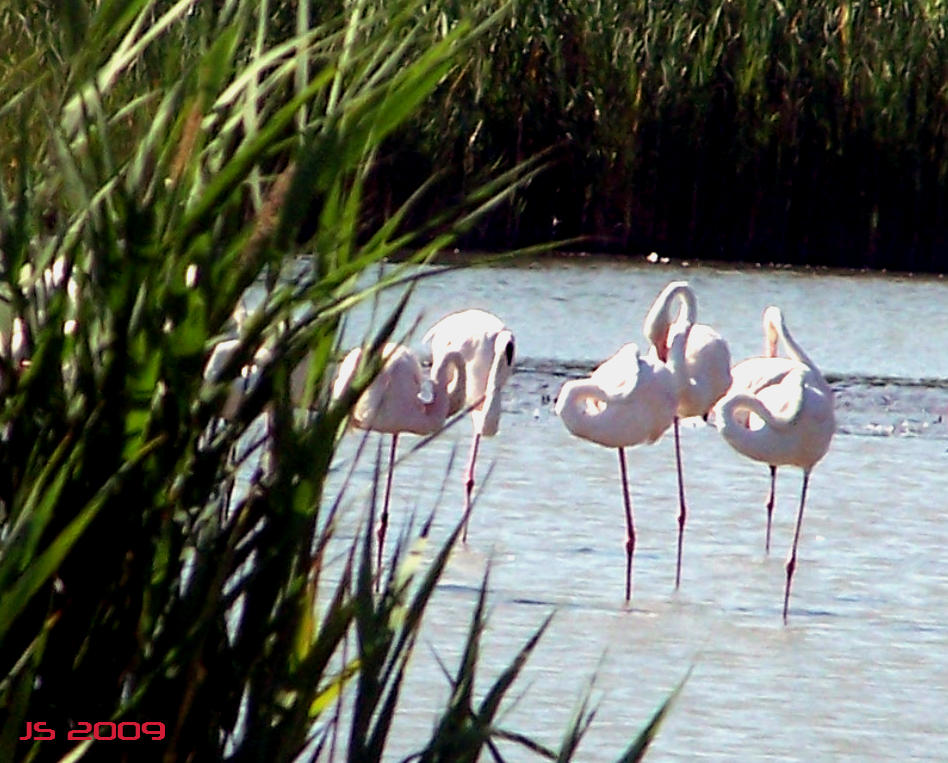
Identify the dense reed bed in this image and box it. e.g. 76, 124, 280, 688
0, 2, 678, 761
363, 0, 948, 271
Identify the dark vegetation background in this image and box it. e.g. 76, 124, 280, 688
7, 1, 948, 271
359, 0, 948, 272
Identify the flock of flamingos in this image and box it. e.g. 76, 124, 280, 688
213, 280, 836, 624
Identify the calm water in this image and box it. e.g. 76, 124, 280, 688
323, 257, 948, 761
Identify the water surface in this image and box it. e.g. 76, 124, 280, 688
323, 257, 948, 761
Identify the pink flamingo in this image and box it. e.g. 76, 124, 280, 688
424, 309, 515, 541
333, 343, 466, 574
643, 281, 731, 588
721, 306, 821, 552
203, 338, 269, 420
714, 306, 835, 623
555, 343, 677, 601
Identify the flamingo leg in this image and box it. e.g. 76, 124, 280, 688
461, 432, 481, 543
617, 447, 636, 602
782, 470, 810, 624
765, 465, 777, 554
376, 433, 398, 589
673, 416, 686, 589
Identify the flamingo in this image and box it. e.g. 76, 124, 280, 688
721, 306, 822, 553
555, 343, 677, 601
333, 343, 466, 575
203, 338, 268, 420
423, 309, 515, 541
714, 306, 835, 623
203, 296, 316, 420
643, 281, 731, 589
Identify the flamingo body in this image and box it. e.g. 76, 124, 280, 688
727, 356, 801, 406
334, 343, 462, 436
718, 365, 834, 469
673, 322, 733, 418
557, 343, 676, 449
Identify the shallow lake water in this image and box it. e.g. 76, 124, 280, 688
320, 257, 948, 761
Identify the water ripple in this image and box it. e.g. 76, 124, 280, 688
507, 363, 948, 440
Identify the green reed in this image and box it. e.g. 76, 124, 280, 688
0, 2, 681, 760
364, 0, 948, 270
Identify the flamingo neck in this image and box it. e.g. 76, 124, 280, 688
476, 331, 513, 436
765, 306, 817, 370
643, 281, 696, 362
664, 320, 693, 400
555, 379, 608, 436
445, 360, 467, 416
720, 393, 775, 433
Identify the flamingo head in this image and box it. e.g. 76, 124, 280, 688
492, 330, 515, 386
499, 330, 515, 366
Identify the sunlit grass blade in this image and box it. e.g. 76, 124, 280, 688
616, 666, 693, 763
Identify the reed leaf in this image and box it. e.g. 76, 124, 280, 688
0, 2, 686, 760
